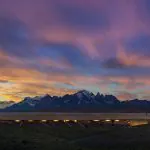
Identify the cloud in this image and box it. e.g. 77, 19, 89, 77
39, 58, 72, 70
1, 94, 21, 102
38, 42, 91, 72
102, 44, 150, 70
102, 58, 127, 69
123, 34, 150, 55
0, 0, 150, 101
0, 80, 8, 83
54, 3, 109, 31
117, 46, 150, 68
0, 16, 34, 58
1, 64, 150, 101
116, 92, 138, 101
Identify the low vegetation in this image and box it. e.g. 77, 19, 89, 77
0, 122, 150, 150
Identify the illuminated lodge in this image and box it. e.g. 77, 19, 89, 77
0, 112, 149, 126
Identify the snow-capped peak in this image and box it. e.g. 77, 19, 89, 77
32, 96, 42, 101
74, 90, 95, 104
21, 97, 40, 106
77, 90, 94, 97
42, 94, 52, 99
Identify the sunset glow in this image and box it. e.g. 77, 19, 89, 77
0, 0, 150, 101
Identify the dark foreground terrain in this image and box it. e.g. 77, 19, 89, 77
0, 122, 150, 150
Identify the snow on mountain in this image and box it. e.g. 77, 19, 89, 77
74, 90, 95, 104
4, 91, 120, 111
4, 90, 150, 112
76, 90, 95, 99
20, 96, 41, 107
32, 96, 42, 101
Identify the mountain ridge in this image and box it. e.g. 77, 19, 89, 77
3, 90, 150, 112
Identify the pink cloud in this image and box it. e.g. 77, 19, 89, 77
116, 45, 150, 68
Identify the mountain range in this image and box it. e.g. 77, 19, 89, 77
2, 90, 150, 112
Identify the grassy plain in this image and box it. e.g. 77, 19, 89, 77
0, 122, 149, 150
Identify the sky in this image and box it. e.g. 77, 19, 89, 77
0, 0, 150, 102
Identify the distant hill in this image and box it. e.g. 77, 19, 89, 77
0, 101, 15, 109
3, 90, 150, 112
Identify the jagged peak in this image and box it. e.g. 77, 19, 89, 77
23, 96, 41, 102
96, 92, 102, 97
33, 96, 42, 100
22, 97, 33, 103
76, 90, 94, 96
24, 97, 31, 100
97, 92, 100, 95
42, 94, 52, 98
77, 90, 91, 93
4, 90, 150, 112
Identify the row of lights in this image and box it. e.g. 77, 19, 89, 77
14, 119, 120, 123
94, 119, 120, 122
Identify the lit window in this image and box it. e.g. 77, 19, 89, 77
53, 120, 59, 122
28, 120, 33, 122
15, 120, 20, 122
93, 120, 99, 122
105, 119, 111, 122
64, 120, 69, 122
41, 120, 47, 122
115, 120, 120, 122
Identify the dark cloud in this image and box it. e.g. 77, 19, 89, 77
54, 3, 109, 31
0, 0, 150, 101
124, 34, 150, 56
0, 16, 34, 57
102, 58, 127, 69
0, 80, 8, 83
38, 42, 89, 68
145, 0, 150, 15
37, 41, 107, 76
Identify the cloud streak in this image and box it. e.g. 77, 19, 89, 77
0, 0, 149, 101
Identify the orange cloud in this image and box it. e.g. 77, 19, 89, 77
0, 50, 23, 66
1, 47, 150, 102
116, 92, 138, 101
2, 94, 21, 102
117, 45, 150, 68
